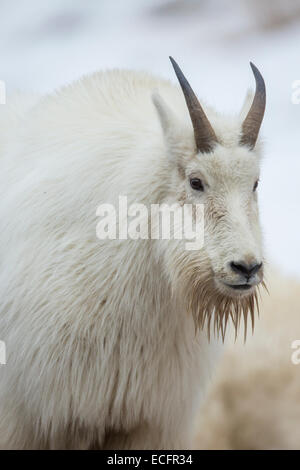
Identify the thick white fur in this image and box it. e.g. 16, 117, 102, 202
0, 69, 262, 449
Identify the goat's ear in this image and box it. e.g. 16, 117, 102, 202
152, 92, 182, 152
239, 89, 254, 120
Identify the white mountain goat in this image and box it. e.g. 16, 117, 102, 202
0, 57, 266, 449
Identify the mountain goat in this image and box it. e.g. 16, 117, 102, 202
0, 57, 266, 449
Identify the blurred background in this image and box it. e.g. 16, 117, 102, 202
1, 0, 300, 449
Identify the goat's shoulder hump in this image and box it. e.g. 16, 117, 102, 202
55, 69, 175, 107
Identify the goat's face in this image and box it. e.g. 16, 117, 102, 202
153, 58, 266, 336
183, 144, 263, 299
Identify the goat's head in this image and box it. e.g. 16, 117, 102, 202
153, 57, 266, 339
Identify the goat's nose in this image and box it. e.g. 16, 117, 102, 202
230, 261, 262, 279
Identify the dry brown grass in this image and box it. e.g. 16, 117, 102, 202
194, 270, 300, 449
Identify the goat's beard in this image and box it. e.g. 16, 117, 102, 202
171, 256, 267, 341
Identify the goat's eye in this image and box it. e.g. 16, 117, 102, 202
190, 178, 204, 191
253, 180, 259, 192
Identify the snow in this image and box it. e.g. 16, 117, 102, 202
1, 0, 299, 279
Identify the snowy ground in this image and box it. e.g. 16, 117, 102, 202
1, 0, 300, 279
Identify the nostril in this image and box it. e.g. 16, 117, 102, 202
250, 262, 263, 276
230, 261, 262, 278
230, 261, 248, 275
